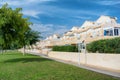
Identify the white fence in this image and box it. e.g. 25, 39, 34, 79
48, 51, 120, 71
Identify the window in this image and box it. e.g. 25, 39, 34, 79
104, 29, 113, 36
69, 34, 74, 37
114, 29, 119, 36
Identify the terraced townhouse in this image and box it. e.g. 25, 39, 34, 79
38, 15, 120, 49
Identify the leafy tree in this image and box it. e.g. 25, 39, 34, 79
0, 4, 41, 55
0, 4, 30, 49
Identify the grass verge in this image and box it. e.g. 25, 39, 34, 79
0, 51, 119, 80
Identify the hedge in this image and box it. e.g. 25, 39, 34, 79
86, 37, 120, 53
52, 45, 78, 52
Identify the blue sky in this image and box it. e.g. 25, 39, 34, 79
0, 0, 120, 38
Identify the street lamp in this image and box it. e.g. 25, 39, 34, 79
76, 34, 81, 65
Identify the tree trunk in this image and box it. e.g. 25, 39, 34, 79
0, 50, 3, 54
1, 46, 4, 55
23, 46, 25, 56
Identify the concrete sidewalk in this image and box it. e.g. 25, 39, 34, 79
28, 52, 120, 78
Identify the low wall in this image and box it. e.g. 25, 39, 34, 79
48, 51, 120, 71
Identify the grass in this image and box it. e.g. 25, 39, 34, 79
0, 51, 119, 80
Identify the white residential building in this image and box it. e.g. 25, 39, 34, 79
38, 15, 120, 48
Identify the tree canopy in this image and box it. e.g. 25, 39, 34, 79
0, 4, 41, 50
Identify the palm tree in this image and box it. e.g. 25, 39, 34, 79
22, 30, 41, 55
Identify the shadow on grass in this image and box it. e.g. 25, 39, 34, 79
4, 57, 53, 63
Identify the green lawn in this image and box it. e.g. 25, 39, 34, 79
0, 51, 119, 80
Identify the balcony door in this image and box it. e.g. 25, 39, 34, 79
114, 28, 119, 36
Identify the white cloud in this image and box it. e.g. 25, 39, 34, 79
0, 0, 22, 6
30, 23, 69, 38
0, 0, 56, 6
74, 16, 92, 20
0, 0, 56, 18
22, 10, 42, 18
39, 5, 109, 19
95, 0, 120, 5
77, 10, 109, 17
0, 0, 109, 20
28, 0, 56, 3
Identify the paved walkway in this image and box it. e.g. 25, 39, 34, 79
28, 52, 120, 78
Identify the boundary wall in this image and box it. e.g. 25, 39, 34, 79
48, 51, 120, 71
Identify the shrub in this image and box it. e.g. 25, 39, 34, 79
115, 48, 120, 53
52, 45, 78, 52
86, 37, 120, 54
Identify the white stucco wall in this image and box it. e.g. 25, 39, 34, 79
48, 51, 120, 71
